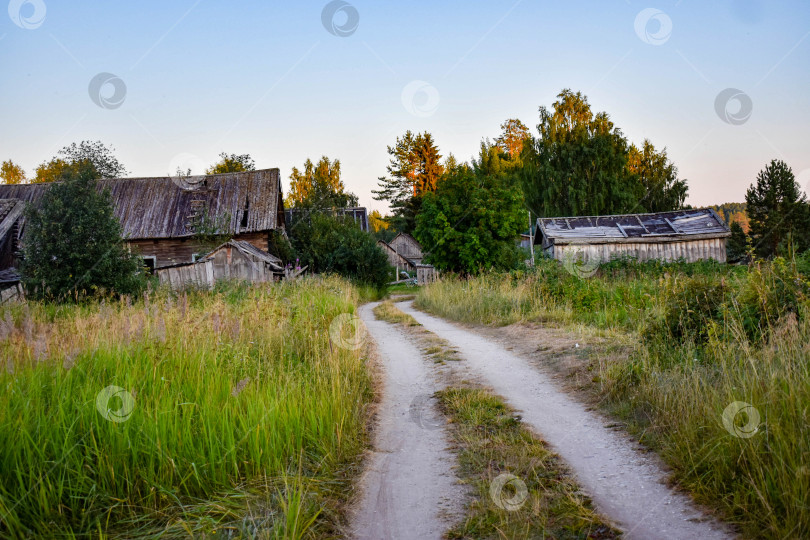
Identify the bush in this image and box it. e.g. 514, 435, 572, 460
737, 258, 809, 342
289, 213, 391, 287
645, 274, 728, 346
20, 161, 147, 301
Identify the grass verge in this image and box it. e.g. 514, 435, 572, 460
0, 276, 372, 538
438, 387, 619, 539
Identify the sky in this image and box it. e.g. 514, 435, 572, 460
1, 0, 809, 213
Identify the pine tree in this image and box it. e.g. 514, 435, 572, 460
373, 131, 443, 232
745, 160, 809, 257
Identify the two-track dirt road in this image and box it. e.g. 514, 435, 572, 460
350, 299, 735, 540
349, 302, 465, 540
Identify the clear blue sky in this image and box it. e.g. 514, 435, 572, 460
2, 0, 809, 212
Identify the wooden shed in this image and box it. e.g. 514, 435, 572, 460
0, 169, 285, 271
535, 209, 731, 264
378, 232, 425, 273
156, 240, 284, 290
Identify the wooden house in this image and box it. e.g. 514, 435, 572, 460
0, 169, 285, 271
535, 209, 731, 264
377, 232, 424, 272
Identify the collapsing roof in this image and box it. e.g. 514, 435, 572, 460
0, 169, 284, 241
535, 209, 730, 247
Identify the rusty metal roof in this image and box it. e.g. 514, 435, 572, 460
537, 209, 730, 245
0, 169, 283, 240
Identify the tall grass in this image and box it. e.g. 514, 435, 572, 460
0, 276, 372, 538
416, 258, 810, 539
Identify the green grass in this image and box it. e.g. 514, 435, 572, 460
439, 388, 619, 539
0, 276, 372, 538
416, 258, 810, 539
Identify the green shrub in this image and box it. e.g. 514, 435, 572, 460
20, 161, 147, 301
737, 258, 809, 342
289, 213, 392, 287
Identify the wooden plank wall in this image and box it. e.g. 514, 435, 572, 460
554, 238, 727, 264
129, 232, 269, 268
156, 248, 278, 291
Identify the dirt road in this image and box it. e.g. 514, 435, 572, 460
349, 303, 464, 540
396, 301, 734, 540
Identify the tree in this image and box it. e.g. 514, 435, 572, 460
726, 221, 750, 263
369, 209, 396, 242
745, 160, 810, 257
373, 131, 444, 232
34, 141, 126, 183
414, 143, 526, 274
495, 118, 530, 160
206, 152, 255, 174
33, 159, 75, 184
519, 89, 687, 217
20, 161, 147, 301
0, 160, 26, 184
285, 156, 357, 209
626, 140, 688, 212
289, 213, 390, 287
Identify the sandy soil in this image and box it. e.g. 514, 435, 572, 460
348, 302, 465, 540
398, 301, 736, 540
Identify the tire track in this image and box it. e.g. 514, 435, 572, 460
397, 300, 735, 540
349, 302, 464, 540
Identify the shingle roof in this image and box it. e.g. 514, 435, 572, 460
537, 209, 730, 245
0, 169, 283, 240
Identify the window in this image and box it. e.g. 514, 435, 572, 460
142, 256, 157, 274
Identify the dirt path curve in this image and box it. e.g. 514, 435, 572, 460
349, 302, 464, 540
398, 301, 735, 540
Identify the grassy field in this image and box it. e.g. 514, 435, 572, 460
415, 256, 810, 539
0, 277, 373, 538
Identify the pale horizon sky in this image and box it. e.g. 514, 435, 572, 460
2, 1, 809, 213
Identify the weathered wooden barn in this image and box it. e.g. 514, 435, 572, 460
0, 169, 285, 271
378, 233, 424, 270
156, 240, 285, 290
535, 209, 731, 263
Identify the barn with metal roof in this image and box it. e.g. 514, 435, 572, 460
535, 208, 731, 264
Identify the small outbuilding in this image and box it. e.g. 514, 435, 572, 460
156, 240, 285, 290
535, 209, 731, 264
